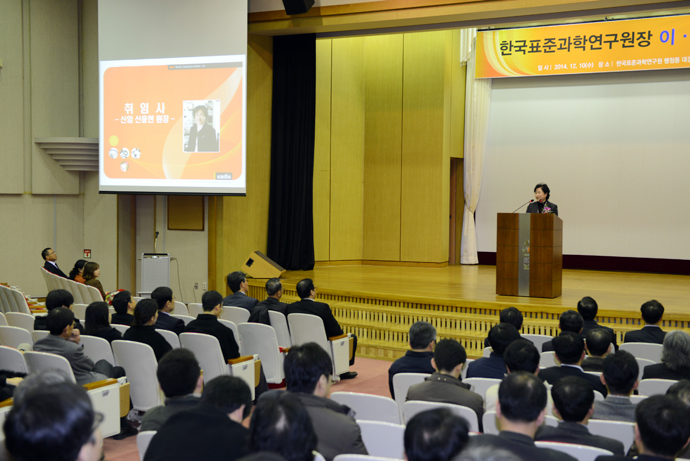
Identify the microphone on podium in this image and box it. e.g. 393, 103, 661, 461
511, 199, 534, 213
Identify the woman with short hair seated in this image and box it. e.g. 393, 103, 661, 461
642, 330, 690, 381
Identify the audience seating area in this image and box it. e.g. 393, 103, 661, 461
41, 268, 103, 303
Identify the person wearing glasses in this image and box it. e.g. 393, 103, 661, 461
42, 247, 68, 278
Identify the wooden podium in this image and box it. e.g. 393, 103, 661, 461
496, 213, 562, 298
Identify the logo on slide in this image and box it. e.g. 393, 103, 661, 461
216, 173, 233, 180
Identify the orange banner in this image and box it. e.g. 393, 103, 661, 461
476, 15, 690, 78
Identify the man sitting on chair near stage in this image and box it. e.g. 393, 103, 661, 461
542, 310, 584, 352
388, 321, 437, 398
223, 271, 259, 312
624, 300, 667, 344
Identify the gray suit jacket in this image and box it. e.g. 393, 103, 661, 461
222, 292, 259, 311
591, 395, 637, 422
33, 335, 106, 385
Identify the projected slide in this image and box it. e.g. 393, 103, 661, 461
99, 55, 246, 194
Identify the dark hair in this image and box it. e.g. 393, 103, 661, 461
84, 302, 110, 335
284, 343, 332, 394
602, 350, 639, 395
498, 371, 547, 423
295, 279, 314, 299
404, 408, 469, 461
4, 382, 96, 461
157, 348, 201, 398
559, 310, 584, 333
46, 308, 75, 336
488, 323, 521, 356
577, 296, 598, 321
499, 307, 523, 330
552, 331, 585, 364
534, 183, 550, 200
266, 278, 282, 297
227, 271, 247, 294
201, 376, 252, 418
636, 395, 690, 457
433, 339, 467, 373
641, 300, 664, 324
667, 380, 690, 405
112, 290, 132, 315
41, 248, 52, 261
151, 286, 173, 310
45, 289, 74, 311
134, 299, 159, 326
585, 328, 612, 357
503, 339, 540, 374
193, 105, 208, 118
202, 290, 223, 312
551, 376, 594, 422
409, 321, 437, 350
68, 260, 87, 280
250, 392, 317, 461
82, 262, 99, 281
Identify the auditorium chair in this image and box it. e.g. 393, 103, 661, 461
333, 456, 403, 461
268, 311, 291, 348
638, 378, 677, 396
330, 392, 400, 424
522, 334, 554, 352
187, 303, 203, 318
5, 312, 35, 332
0, 326, 33, 349
137, 431, 157, 460
534, 441, 613, 461
587, 420, 635, 452
288, 313, 351, 380
403, 400, 479, 431
540, 351, 558, 368
482, 346, 492, 357
356, 420, 405, 458
171, 314, 195, 326
112, 340, 162, 412
635, 358, 655, 381
72, 304, 88, 321
392, 373, 428, 421
31, 330, 50, 342
464, 377, 502, 400
80, 335, 117, 366
238, 322, 286, 385
172, 301, 189, 316
156, 329, 181, 349
113, 324, 130, 335
620, 342, 663, 363
221, 306, 250, 325
0, 345, 29, 374
0, 313, 7, 326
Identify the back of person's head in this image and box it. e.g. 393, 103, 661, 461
295, 278, 315, 299
201, 290, 223, 312
250, 392, 317, 461
404, 408, 469, 461
503, 339, 540, 374
133, 299, 158, 326
636, 395, 690, 457
227, 271, 247, 293
111, 290, 132, 315
499, 307, 523, 330
4, 382, 98, 461
151, 286, 173, 310
409, 321, 436, 350
601, 350, 639, 395
284, 343, 332, 394
12, 369, 72, 405
201, 376, 252, 418
157, 348, 201, 398
82, 262, 99, 281
498, 371, 547, 423
41, 248, 52, 261
45, 289, 74, 311
453, 446, 522, 461
551, 376, 594, 423
84, 302, 110, 335
577, 296, 598, 321
667, 380, 690, 406
266, 278, 282, 296
585, 328, 612, 357
46, 307, 75, 336
68, 259, 87, 280
552, 331, 585, 364
641, 300, 664, 324
433, 339, 466, 373
662, 330, 690, 371
559, 310, 584, 333
488, 323, 521, 356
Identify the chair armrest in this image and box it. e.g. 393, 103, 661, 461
119, 382, 130, 418
83, 378, 118, 391
255, 359, 262, 387
0, 398, 12, 408
228, 355, 254, 365
328, 334, 348, 341
279, 347, 291, 353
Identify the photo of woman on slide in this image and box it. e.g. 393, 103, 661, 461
183, 101, 220, 153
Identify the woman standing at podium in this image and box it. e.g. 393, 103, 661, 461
526, 183, 558, 216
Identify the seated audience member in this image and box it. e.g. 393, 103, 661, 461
145, 376, 252, 461
111, 290, 135, 326
582, 328, 612, 372
141, 348, 203, 431
642, 330, 690, 380
454, 446, 521, 461
484, 307, 525, 347
35, 289, 85, 333
535, 377, 624, 455
185, 290, 240, 360
468, 372, 576, 461
288, 278, 358, 379
624, 300, 666, 344
667, 380, 690, 459
250, 391, 317, 461
542, 310, 584, 352
284, 343, 367, 461
466, 323, 520, 379
406, 339, 483, 426
404, 408, 469, 461
0, 371, 24, 402
42, 247, 68, 278
84, 302, 122, 343
591, 350, 639, 422
4, 382, 103, 461
223, 271, 259, 311
539, 331, 608, 396
68, 259, 87, 283
151, 286, 185, 335
389, 321, 436, 398
578, 296, 618, 349
82, 262, 106, 300
123, 299, 173, 362
248, 278, 288, 325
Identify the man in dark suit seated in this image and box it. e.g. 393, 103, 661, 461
578, 296, 618, 350
484, 307, 527, 348
287, 278, 357, 380
152, 286, 185, 335
404, 408, 470, 461
467, 372, 577, 461
185, 290, 239, 361
388, 321, 436, 398
222, 271, 259, 312
41, 247, 68, 278
536, 376, 624, 455
591, 350, 639, 422
582, 328, 613, 372
539, 331, 608, 396
248, 278, 288, 325
542, 310, 584, 352
466, 323, 520, 380
624, 300, 666, 344
34, 289, 84, 333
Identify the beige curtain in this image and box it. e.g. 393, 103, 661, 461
461, 35, 492, 264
